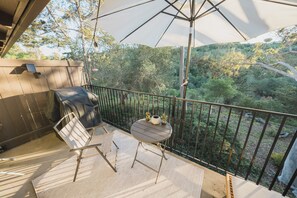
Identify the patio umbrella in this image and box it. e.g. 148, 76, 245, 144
91, 0, 297, 98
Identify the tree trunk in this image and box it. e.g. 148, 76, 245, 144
74, 0, 91, 85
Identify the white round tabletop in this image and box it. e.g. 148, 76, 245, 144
131, 119, 172, 143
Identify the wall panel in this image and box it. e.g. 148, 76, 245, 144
0, 59, 85, 150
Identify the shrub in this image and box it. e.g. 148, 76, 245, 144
267, 125, 278, 137
271, 152, 284, 167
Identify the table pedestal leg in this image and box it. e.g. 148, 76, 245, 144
155, 148, 165, 184
131, 141, 169, 184
158, 142, 168, 160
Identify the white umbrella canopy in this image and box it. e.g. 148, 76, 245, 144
91, 0, 297, 98
94, 0, 297, 47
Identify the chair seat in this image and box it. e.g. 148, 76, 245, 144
90, 132, 113, 156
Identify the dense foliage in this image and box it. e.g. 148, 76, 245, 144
85, 42, 297, 115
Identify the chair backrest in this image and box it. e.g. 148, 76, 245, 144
53, 112, 91, 153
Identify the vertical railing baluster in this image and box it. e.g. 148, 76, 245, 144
129, 92, 133, 125
152, 96, 155, 115
169, 97, 176, 150
103, 88, 112, 122
115, 89, 121, 126
108, 88, 114, 123
234, 111, 256, 176
173, 100, 181, 150
99, 87, 106, 120
162, 97, 165, 115
142, 94, 145, 116
256, 116, 287, 184
111, 89, 119, 125
109, 89, 117, 124
115, 90, 123, 126
186, 103, 195, 156
137, 93, 140, 119
110, 88, 115, 124
218, 108, 232, 156
200, 104, 212, 160
115, 90, 122, 126
157, 96, 160, 116
133, 92, 136, 121
194, 104, 203, 158
147, 95, 150, 113
96, 87, 105, 119
121, 90, 128, 130
217, 107, 232, 171
178, 99, 186, 141
209, 105, 221, 165
168, 98, 172, 124
226, 110, 244, 172
126, 92, 130, 127
245, 113, 271, 180
99, 87, 107, 120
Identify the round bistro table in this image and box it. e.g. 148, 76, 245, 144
130, 119, 172, 183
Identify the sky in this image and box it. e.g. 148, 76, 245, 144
244, 31, 282, 44
39, 29, 282, 57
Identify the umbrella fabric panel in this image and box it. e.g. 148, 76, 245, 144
219, 0, 297, 39
98, 0, 170, 47
94, 0, 297, 47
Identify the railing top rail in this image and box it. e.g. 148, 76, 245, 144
90, 85, 173, 99
175, 97, 297, 118
88, 84, 297, 118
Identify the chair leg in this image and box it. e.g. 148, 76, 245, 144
114, 143, 119, 169
95, 147, 117, 172
112, 140, 119, 149
131, 142, 141, 168
73, 149, 84, 182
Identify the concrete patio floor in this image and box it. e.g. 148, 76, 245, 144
0, 124, 225, 198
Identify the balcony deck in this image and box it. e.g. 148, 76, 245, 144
0, 124, 225, 198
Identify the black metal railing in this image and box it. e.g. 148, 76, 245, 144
85, 85, 297, 197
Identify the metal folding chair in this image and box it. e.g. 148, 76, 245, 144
53, 112, 118, 182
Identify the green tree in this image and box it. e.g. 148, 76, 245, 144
202, 78, 238, 104
5, 44, 38, 59
92, 45, 176, 94
252, 26, 297, 81
219, 51, 249, 77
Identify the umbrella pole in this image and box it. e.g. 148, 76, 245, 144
182, 0, 195, 99
179, 1, 194, 139
182, 28, 193, 99
179, 47, 185, 98
179, 26, 192, 139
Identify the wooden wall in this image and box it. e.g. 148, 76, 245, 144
0, 59, 85, 150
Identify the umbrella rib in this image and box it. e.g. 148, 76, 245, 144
195, 0, 225, 20
205, 0, 247, 40
165, 0, 190, 21
120, 3, 176, 43
161, 11, 188, 21
194, 0, 207, 18
262, 0, 297, 7
196, 9, 216, 19
91, 0, 155, 20
155, 0, 189, 47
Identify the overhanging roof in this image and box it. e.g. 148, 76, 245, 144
0, 0, 50, 57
